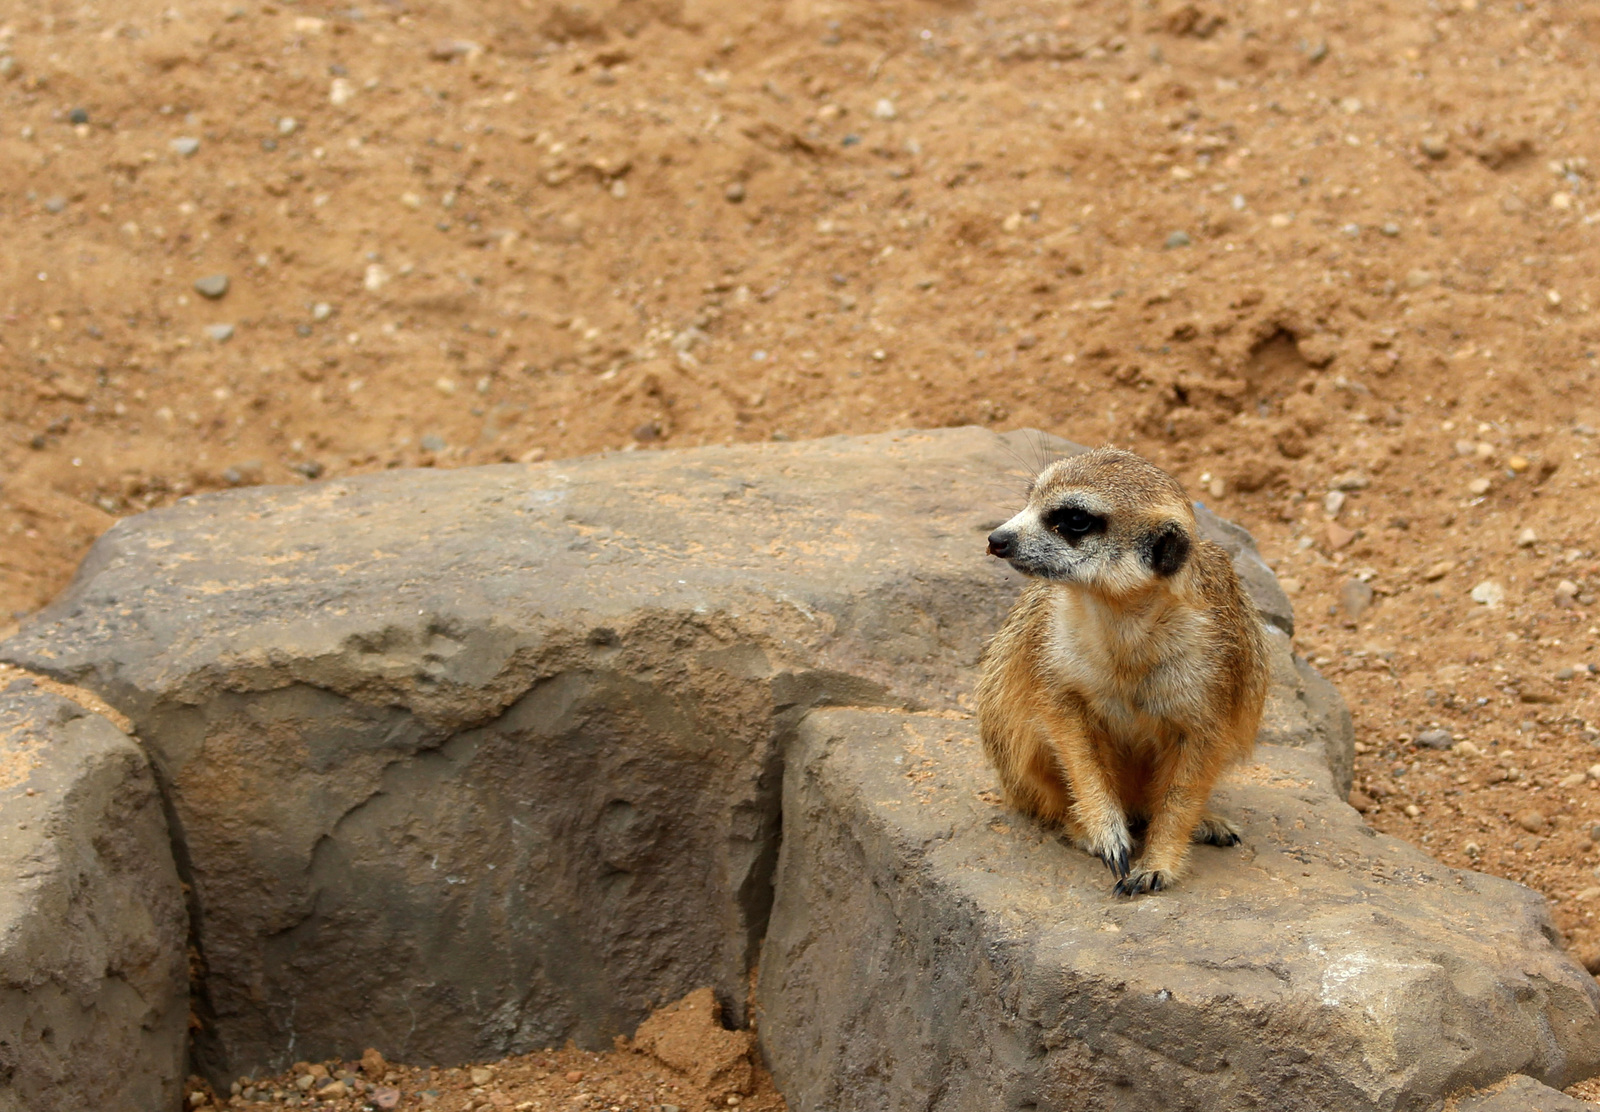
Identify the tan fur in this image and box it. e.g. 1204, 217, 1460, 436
976, 446, 1267, 896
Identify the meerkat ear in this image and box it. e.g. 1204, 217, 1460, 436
1143, 521, 1191, 577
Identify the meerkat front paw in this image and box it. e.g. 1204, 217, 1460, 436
1076, 823, 1133, 879
1113, 866, 1174, 897
1190, 813, 1242, 847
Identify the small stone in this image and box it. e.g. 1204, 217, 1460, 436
320, 1081, 349, 1098
632, 420, 662, 442
1555, 579, 1580, 607
1331, 471, 1370, 491
1207, 477, 1226, 499
1467, 477, 1492, 496
1557, 666, 1576, 681
469, 1067, 493, 1085
206, 323, 235, 343
1470, 580, 1505, 607
1462, 841, 1481, 859
433, 378, 457, 397
724, 181, 746, 203
1419, 134, 1449, 160
68, 107, 89, 125
194, 274, 230, 299
278, 116, 299, 135
1347, 789, 1374, 813
361, 1049, 387, 1077
1552, 191, 1574, 211
329, 77, 356, 106
364, 263, 391, 292
1323, 490, 1347, 516
1560, 772, 1587, 788
1421, 560, 1455, 581
1403, 269, 1436, 291
1339, 579, 1375, 620
290, 461, 325, 480
372, 1088, 401, 1110
43, 195, 67, 214
170, 136, 201, 157
1514, 809, 1547, 834
0, 56, 16, 79
1415, 729, 1454, 750
1516, 527, 1538, 547
1453, 740, 1482, 757
430, 39, 483, 60
419, 434, 447, 453
564, 1071, 584, 1084
312, 302, 334, 322
1380, 222, 1401, 237
873, 98, 897, 120
1507, 455, 1530, 473
1587, 765, 1600, 783
1325, 522, 1356, 551
1164, 230, 1192, 249
1404, 803, 1422, 818
296, 1075, 316, 1092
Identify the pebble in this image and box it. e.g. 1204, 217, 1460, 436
1463, 841, 1481, 859
1589, 764, 1600, 782
1331, 470, 1370, 491
468, 1068, 493, 1085
1467, 477, 1492, 496
1555, 579, 1580, 607
206, 323, 235, 343
43, 195, 67, 213
1415, 728, 1454, 750
1469, 580, 1505, 607
1514, 809, 1547, 834
194, 274, 230, 299
0, 56, 16, 79
1339, 579, 1374, 620
1516, 527, 1538, 547
329, 77, 356, 106
1403, 269, 1435, 290
1507, 454, 1530, 473
1404, 803, 1421, 818
1419, 134, 1449, 159
873, 98, 897, 120
278, 116, 299, 135
564, 1071, 584, 1084
1347, 789, 1374, 813
1453, 740, 1482, 757
372, 1088, 401, 1110
430, 39, 483, 60
312, 302, 334, 322
171, 136, 201, 156
364, 263, 391, 292
724, 181, 746, 203
1557, 666, 1576, 681
1421, 560, 1456, 581
1560, 772, 1587, 788
1325, 522, 1356, 551
1380, 222, 1401, 237
419, 434, 447, 452
1323, 490, 1346, 516
68, 107, 88, 125
1164, 230, 1192, 249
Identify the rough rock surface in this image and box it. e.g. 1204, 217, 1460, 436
1456, 1075, 1593, 1111
0, 680, 188, 1112
0, 427, 1350, 1084
757, 708, 1600, 1112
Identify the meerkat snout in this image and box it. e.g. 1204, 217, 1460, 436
976, 445, 1268, 897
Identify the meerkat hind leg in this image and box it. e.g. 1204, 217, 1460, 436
1190, 811, 1242, 847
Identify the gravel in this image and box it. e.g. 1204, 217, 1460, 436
170, 136, 201, 157
194, 274, 230, 299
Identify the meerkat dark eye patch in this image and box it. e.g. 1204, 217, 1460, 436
1045, 505, 1106, 540
1142, 520, 1191, 577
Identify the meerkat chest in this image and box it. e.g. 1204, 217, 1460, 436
1044, 593, 1215, 737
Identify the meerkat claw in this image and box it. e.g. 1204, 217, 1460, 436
1191, 814, 1242, 847
1113, 868, 1171, 897
1080, 828, 1133, 878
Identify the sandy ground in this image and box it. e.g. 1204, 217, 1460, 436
5, 0, 1600, 1104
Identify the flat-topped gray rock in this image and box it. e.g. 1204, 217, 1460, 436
0, 428, 1348, 1087
0, 679, 188, 1112
757, 708, 1600, 1112
1457, 1075, 1593, 1111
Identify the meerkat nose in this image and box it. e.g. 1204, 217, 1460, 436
987, 530, 1016, 559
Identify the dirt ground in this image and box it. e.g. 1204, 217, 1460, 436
6, 0, 1600, 1103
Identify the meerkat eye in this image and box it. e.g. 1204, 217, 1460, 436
1046, 506, 1104, 538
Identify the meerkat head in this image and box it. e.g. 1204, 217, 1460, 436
985, 447, 1196, 595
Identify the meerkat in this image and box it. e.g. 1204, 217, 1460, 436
976, 446, 1267, 897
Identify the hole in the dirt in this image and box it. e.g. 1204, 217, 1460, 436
1243, 328, 1310, 404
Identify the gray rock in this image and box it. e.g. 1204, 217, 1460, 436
1458, 1074, 1593, 1111
1416, 728, 1455, 750
1340, 578, 1375, 619
194, 274, 229, 300
207, 322, 235, 343
0, 680, 188, 1112
757, 708, 1600, 1112
170, 136, 201, 157
0, 428, 1351, 1088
